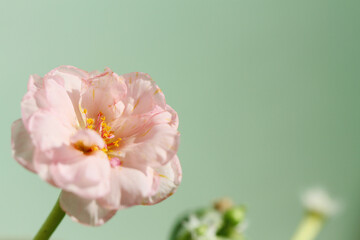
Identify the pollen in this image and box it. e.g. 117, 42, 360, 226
86, 118, 95, 129
107, 137, 122, 148
113, 138, 122, 147
87, 118, 94, 125
101, 148, 108, 153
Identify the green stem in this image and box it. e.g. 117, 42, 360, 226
33, 196, 65, 240
291, 213, 324, 240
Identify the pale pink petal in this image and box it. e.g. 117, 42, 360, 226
109, 108, 179, 170
165, 104, 179, 129
11, 119, 36, 173
32, 149, 57, 186
80, 69, 127, 120
43, 79, 79, 125
27, 74, 43, 91
60, 191, 116, 226
21, 74, 48, 126
33, 129, 110, 199
109, 113, 148, 139
45, 66, 89, 125
27, 110, 76, 151
22, 78, 79, 132
22, 70, 83, 128
121, 72, 166, 115
45, 65, 88, 95
143, 155, 182, 205
120, 110, 180, 168
89, 70, 101, 77
70, 129, 106, 150
118, 167, 153, 207
50, 149, 111, 199
98, 167, 153, 209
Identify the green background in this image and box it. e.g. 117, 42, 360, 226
1, 0, 359, 239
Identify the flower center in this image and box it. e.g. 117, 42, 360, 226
82, 109, 123, 167
73, 141, 100, 155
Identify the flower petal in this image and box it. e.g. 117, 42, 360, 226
21, 74, 48, 126
11, 119, 36, 173
143, 155, 182, 205
34, 129, 110, 199
80, 68, 127, 120
98, 167, 153, 209
45, 65, 88, 95
70, 129, 106, 150
121, 72, 166, 115
27, 110, 75, 151
165, 104, 179, 129
60, 191, 116, 226
120, 110, 180, 168
45, 66, 90, 125
49, 149, 111, 199
43, 79, 79, 125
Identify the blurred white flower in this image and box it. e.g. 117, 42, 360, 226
302, 188, 340, 217
183, 211, 222, 240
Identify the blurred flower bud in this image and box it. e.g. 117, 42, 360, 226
224, 206, 246, 226
170, 200, 247, 240
302, 188, 340, 218
214, 197, 234, 213
291, 188, 341, 240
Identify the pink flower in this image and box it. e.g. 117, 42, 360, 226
11, 66, 181, 225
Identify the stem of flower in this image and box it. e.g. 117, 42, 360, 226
33, 196, 65, 240
291, 212, 324, 240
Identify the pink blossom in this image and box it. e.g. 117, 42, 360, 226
11, 66, 181, 225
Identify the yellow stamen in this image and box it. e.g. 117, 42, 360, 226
113, 138, 121, 147
159, 174, 168, 179
154, 88, 162, 95
87, 118, 94, 125
81, 111, 126, 161
133, 99, 140, 110
101, 148, 108, 153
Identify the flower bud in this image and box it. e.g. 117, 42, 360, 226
302, 188, 340, 218
224, 206, 246, 226
214, 197, 234, 213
